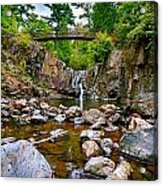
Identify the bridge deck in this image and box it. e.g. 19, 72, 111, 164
34, 34, 95, 41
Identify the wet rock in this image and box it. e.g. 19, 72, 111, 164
100, 104, 117, 117
100, 104, 117, 112
12, 99, 27, 110
50, 128, 68, 140
90, 120, 106, 129
128, 117, 153, 132
74, 117, 84, 125
59, 104, 68, 110
104, 121, 119, 132
40, 102, 49, 110
33, 109, 41, 115
120, 127, 157, 163
22, 106, 33, 114
113, 143, 119, 149
49, 106, 59, 114
106, 160, 132, 180
10, 109, 21, 115
45, 111, 57, 118
30, 114, 48, 124
18, 114, 31, 125
1, 140, 52, 178
1, 110, 10, 117
80, 129, 104, 143
28, 98, 38, 106
65, 106, 82, 118
69, 168, 85, 179
97, 166, 115, 177
82, 140, 101, 158
54, 114, 66, 123
84, 156, 115, 176
100, 138, 113, 156
1, 98, 9, 104
83, 109, 105, 124
146, 119, 155, 125
1, 137, 17, 145
1, 103, 8, 109
110, 113, 121, 124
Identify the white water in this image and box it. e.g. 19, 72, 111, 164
79, 82, 84, 110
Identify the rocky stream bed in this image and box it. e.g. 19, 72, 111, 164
1, 97, 157, 180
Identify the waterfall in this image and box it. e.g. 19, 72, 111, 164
71, 70, 86, 109
79, 82, 84, 110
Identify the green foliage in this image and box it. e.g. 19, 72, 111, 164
69, 32, 112, 70
1, 5, 35, 33
91, 3, 117, 33
115, 2, 157, 46
69, 41, 94, 70
44, 4, 74, 32
1, 5, 19, 33
24, 14, 53, 35
1, 2, 157, 72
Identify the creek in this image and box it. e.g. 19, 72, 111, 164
1, 98, 156, 180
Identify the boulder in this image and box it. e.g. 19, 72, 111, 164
54, 114, 66, 123
100, 138, 113, 156
69, 168, 85, 179
30, 114, 48, 124
99, 104, 117, 118
99, 104, 117, 112
80, 129, 104, 143
84, 156, 115, 176
1, 137, 16, 145
82, 140, 101, 158
59, 104, 68, 110
128, 117, 153, 132
45, 111, 57, 118
1, 110, 10, 117
83, 109, 105, 124
50, 128, 68, 140
1, 140, 52, 178
97, 166, 115, 177
65, 106, 82, 118
74, 117, 84, 125
12, 99, 27, 110
40, 102, 49, 110
28, 98, 38, 106
90, 119, 106, 130
106, 160, 132, 180
120, 127, 157, 163
22, 106, 33, 114
33, 109, 41, 115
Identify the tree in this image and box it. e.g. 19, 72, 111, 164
24, 13, 53, 35
1, 4, 35, 33
72, 3, 92, 29
115, 2, 157, 46
44, 4, 75, 33
91, 3, 117, 33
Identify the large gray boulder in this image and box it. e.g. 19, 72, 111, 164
120, 127, 157, 163
1, 140, 52, 178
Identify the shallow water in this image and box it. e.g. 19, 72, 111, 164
48, 98, 114, 110
1, 99, 157, 180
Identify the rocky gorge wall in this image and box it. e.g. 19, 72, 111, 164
2, 33, 157, 106
86, 44, 157, 101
